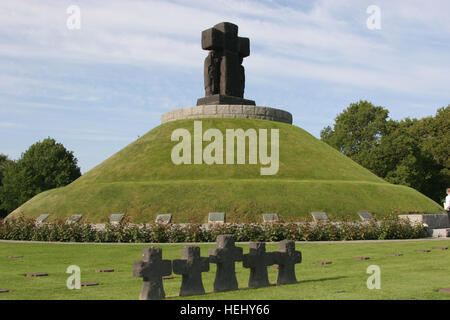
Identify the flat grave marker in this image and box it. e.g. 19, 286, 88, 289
358, 211, 373, 221
315, 261, 332, 265
311, 212, 328, 222
26, 272, 48, 277
439, 288, 450, 293
208, 212, 225, 224
416, 249, 431, 253
67, 214, 83, 223
262, 213, 279, 223
0, 289, 9, 293
95, 269, 114, 273
155, 214, 172, 224
353, 257, 370, 260
36, 214, 50, 223
8, 255, 23, 259
81, 282, 99, 287
109, 214, 124, 224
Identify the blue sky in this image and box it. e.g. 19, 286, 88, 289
1, 0, 449, 173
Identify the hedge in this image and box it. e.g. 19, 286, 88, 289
0, 215, 428, 243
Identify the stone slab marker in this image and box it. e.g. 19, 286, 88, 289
208, 212, 226, 223
109, 213, 124, 224
173, 246, 209, 296
155, 214, 172, 224
243, 242, 274, 288
36, 214, 50, 223
311, 212, 328, 222
209, 234, 243, 292
273, 240, 302, 285
358, 211, 373, 221
132, 247, 172, 300
262, 213, 279, 223
67, 214, 83, 223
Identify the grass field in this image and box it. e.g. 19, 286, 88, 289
1, 239, 449, 300
9, 118, 443, 223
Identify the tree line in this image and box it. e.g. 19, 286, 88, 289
321, 101, 449, 205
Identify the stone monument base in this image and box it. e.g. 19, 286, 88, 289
197, 94, 256, 106
161, 105, 292, 124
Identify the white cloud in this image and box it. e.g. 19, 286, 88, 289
0, 0, 449, 98
0, 121, 24, 128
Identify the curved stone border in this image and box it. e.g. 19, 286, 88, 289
161, 105, 293, 124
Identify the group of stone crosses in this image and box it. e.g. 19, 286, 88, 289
133, 234, 302, 300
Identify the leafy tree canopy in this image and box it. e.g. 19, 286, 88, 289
321, 103, 449, 204
0, 138, 81, 216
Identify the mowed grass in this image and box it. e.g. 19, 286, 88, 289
9, 118, 443, 223
0, 240, 449, 300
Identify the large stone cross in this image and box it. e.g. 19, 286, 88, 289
209, 234, 243, 292
173, 246, 210, 296
273, 240, 302, 285
198, 22, 255, 106
132, 247, 172, 300
243, 242, 275, 288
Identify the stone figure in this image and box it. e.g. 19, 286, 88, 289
197, 22, 255, 106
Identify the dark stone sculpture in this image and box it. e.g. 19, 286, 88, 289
273, 240, 302, 285
197, 22, 255, 106
209, 234, 243, 292
242, 242, 274, 288
132, 247, 172, 300
172, 246, 210, 296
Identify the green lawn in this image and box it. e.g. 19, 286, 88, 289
1, 240, 449, 300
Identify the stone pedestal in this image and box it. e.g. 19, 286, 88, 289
197, 94, 255, 106
161, 105, 292, 124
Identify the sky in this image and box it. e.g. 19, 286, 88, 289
1, 0, 449, 173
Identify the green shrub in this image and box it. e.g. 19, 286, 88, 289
0, 214, 428, 243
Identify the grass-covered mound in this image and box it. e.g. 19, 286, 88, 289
7, 118, 443, 223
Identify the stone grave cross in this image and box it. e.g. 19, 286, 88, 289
209, 234, 243, 292
273, 240, 302, 285
243, 242, 274, 288
132, 246, 172, 300
173, 246, 210, 296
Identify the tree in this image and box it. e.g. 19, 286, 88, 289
415, 106, 450, 203
0, 138, 81, 215
370, 118, 443, 202
321, 102, 449, 204
0, 154, 13, 218
320, 100, 389, 169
